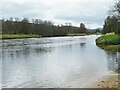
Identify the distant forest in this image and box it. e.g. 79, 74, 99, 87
1, 18, 100, 37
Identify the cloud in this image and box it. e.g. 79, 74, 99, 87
1, 0, 114, 3
0, 0, 114, 29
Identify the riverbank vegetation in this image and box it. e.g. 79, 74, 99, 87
67, 33, 87, 36
1, 33, 88, 39
0, 34, 41, 39
96, 0, 120, 52
96, 34, 120, 51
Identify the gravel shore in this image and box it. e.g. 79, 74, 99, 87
90, 73, 119, 88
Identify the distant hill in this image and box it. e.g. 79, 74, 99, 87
87, 28, 102, 34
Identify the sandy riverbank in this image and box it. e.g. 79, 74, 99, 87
90, 73, 119, 88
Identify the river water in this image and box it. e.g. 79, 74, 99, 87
1, 35, 119, 88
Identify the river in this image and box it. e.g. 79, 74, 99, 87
1, 35, 119, 88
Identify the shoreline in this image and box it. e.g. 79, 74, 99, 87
90, 73, 119, 88
0, 34, 42, 39
97, 45, 120, 52
1, 34, 93, 39
96, 34, 120, 52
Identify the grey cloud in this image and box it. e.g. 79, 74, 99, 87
2, 2, 49, 19
52, 2, 112, 27
55, 15, 105, 24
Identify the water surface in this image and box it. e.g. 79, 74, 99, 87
1, 35, 119, 88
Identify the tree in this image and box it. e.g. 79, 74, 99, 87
103, 16, 117, 34
111, 0, 120, 16
112, 0, 120, 34
103, 0, 120, 34
79, 23, 87, 33
20, 18, 29, 34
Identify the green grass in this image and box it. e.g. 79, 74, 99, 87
0, 34, 42, 39
96, 34, 120, 52
99, 45, 120, 52
67, 33, 87, 36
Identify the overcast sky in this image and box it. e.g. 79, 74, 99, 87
0, 0, 114, 29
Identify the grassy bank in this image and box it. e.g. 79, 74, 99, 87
0, 34, 42, 39
0, 33, 87, 39
96, 34, 120, 52
67, 33, 87, 36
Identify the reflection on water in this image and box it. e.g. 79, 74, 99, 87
2, 46, 52, 60
80, 43, 86, 47
1, 35, 119, 88
106, 52, 119, 73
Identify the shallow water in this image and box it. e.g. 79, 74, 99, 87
1, 35, 119, 88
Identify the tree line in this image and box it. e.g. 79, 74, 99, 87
1, 18, 88, 37
102, 0, 120, 34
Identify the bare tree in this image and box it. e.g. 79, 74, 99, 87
110, 0, 120, 17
